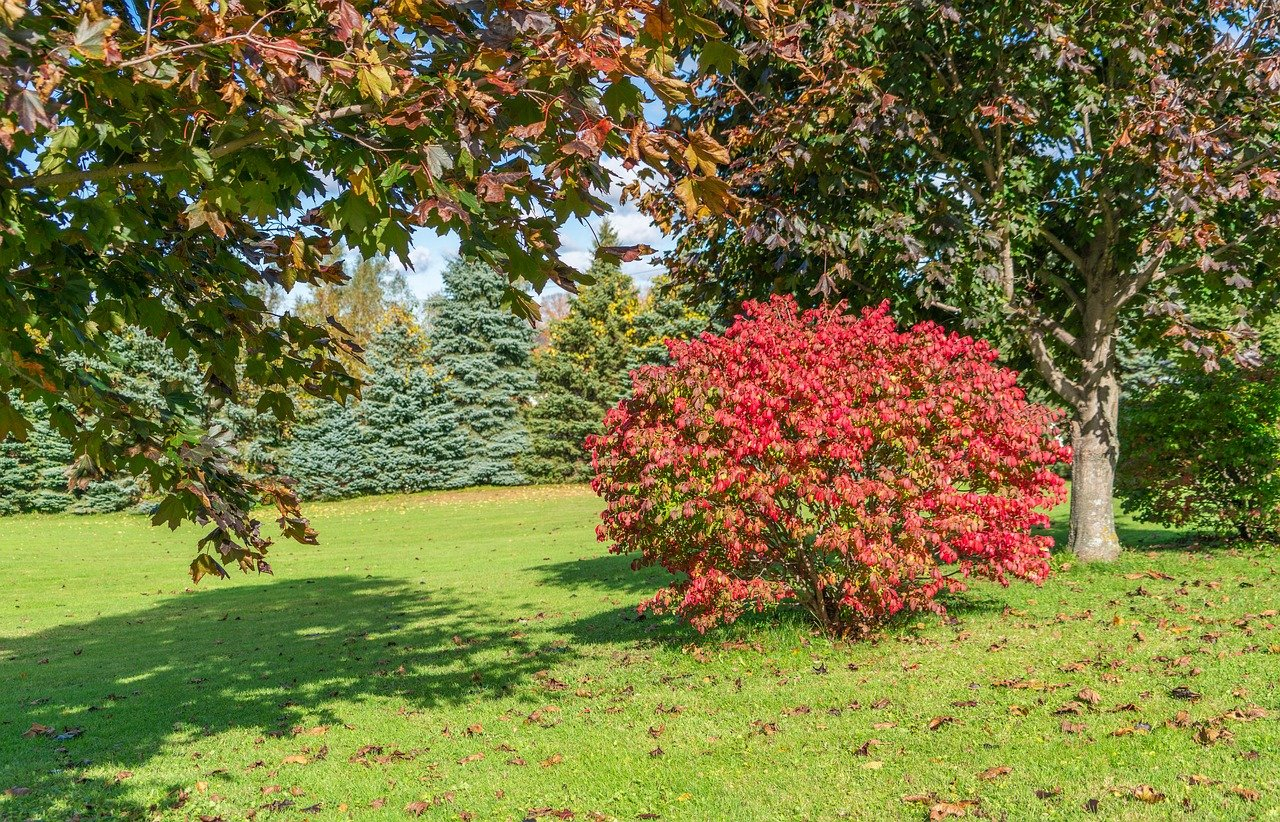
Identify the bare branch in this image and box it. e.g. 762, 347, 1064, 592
1023, 324, 1085, 407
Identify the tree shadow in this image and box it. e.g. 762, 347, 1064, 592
0, 575, 574, 817
1039, 517, 1194, 555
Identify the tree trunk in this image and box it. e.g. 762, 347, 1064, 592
1068, 367, 1121, 561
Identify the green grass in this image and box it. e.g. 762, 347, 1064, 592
1, 486, 1278, 820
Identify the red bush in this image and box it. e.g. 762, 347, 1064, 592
588, 297, 1070, 635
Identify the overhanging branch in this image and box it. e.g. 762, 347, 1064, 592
5, 105, 375, 190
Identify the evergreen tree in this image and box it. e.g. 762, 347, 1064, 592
0, 329, 189, 515
360, 310, 467, 492
0, 400, 75, 515
630, 275, 711, 370
522, 222, 642, 483
427, 259, 536, 486
283, 401, 377, 501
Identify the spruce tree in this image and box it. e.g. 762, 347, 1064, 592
522, 221, 641, 483
428, 259, 536, 486
283, 401, 377, 501
360, 310, 467, 492
0, 400, 74, 515
630, 275, 711, 370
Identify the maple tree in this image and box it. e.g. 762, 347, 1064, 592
0, 0, 736, 579
656, 1, 1280, 560
589, 297, 1069, 635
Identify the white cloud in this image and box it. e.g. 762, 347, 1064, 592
561, 249, 595, 273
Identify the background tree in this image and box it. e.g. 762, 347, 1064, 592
428, 259, 536, 487
1118, 316, 1280, 540
1, 328, 204, 516
282, 308, 464, 499
358, 310, 465, 493
630, 275, 713, 370
523, 221, 641, 483
0, 0, 739, 579
295, 253, 416, 376
658, 1, 1280, 560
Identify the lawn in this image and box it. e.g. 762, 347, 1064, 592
1, 486, 1278, 820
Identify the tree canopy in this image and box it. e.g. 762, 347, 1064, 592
0, 0, 742, 579
658, 0, 1280, 560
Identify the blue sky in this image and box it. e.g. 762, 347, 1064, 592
385, 157, 673, 299
385, 98, 675, 300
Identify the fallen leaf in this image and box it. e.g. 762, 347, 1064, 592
929, 800, 976, 819
293, 725, 328, 736
1077, 687, 1102, 705
281, 755, 308, 765
1131, 785, 1164, 803
978, 765, 1011, 781
405, 801, 430, 816
1060, 721, 1086, 734
1229, 785, 1260, 802
458, 752, 485, 764
540, 754, 563, 767
928, 716, 955, 731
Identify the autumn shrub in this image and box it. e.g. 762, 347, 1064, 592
588, 297, 1070, 635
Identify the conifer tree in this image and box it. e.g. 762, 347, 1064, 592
428, 259, 536, 486
522, 222, 641, 483
0, 400, 74, 515
360, 311, 467, 492
630, 276, 711, 370
282, 401, 378, 501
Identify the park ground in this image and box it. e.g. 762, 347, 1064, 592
1, 486, 1278, 820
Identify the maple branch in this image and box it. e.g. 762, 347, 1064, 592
1022, 323, 1084, 407
6, 105, 375, 190
1029, 266, 1085, 313
1036, 227, 1088, 276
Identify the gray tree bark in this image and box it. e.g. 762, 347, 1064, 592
1068, 369, 1121, 561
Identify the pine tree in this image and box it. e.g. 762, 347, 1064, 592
359, 310, 467, 492
630, 275, 711, 370
427, 258, 536, 486
522, 221, 641, 483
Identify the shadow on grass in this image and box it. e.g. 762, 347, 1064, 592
1039, 518, 1194, 555
0, 571, 651, 817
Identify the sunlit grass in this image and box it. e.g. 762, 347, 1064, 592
1, 486, 1277, 819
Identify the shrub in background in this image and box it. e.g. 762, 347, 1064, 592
590, 297, 1070, 635
1119, 350, 1280, 540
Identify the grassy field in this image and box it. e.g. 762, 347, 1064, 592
1, 486, 1278, 820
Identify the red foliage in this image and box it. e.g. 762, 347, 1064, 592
588, 297, 1070, 635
